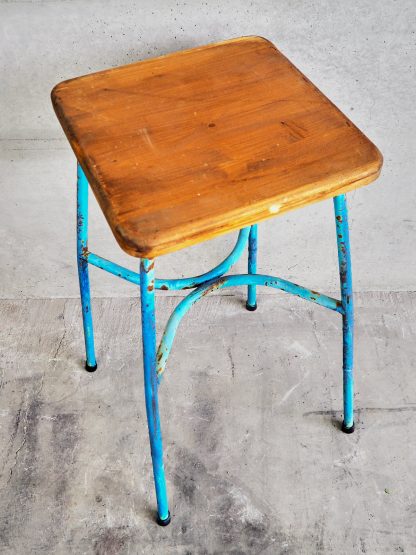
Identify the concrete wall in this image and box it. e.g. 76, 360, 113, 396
1, 0, 414, 298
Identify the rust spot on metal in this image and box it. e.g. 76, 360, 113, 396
147, 284, 154, 291
336, 215, 342, 222
311, 290, 320, 296
160, 284, 169, 290
157, 352, 163, 362
142, 260, 155, 273
201, 278, 225, 297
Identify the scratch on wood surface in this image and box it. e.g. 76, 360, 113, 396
138, 127, 155, 149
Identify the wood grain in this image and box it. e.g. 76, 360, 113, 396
52, 36, 383, 258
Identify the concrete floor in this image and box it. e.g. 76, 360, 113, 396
0, 292, 415, 554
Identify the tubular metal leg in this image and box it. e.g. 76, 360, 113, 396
139, 259, 171, 526
77, 163, 97, 372
334, 194, 354, 433
246, 224, 258, 311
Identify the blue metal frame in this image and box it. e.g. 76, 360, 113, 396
156, 274, 343, 381
77, 164, 97, 371
76, 164, 355, 524
334, 195, 354, 433
247, 224, 258, 310
139, 258, 170, 525
84, 226, 251, 290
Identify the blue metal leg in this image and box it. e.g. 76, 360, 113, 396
246, 224, 258, 311
77, 163, 97, 372
334, 194, 354, 433
139, 259, 171, 525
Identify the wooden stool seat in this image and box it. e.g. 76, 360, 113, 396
52, 36, 381, 258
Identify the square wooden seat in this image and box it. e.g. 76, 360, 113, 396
52, 36, 382, 258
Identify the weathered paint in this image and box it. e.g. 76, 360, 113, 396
139, 258, 170, 523
77, 163, 96, 369
83, 226, 251, 290
247, 224, 258, 309
156, 227, 250, 290
334, 194, 354, 431
156, 273, 343, 379
85, 252, 141, 285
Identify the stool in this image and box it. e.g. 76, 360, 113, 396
51, 36, 382, 526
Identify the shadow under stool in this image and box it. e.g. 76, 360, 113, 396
51, 36, 383, 526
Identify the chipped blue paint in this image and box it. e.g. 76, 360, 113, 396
76, 163, 357, 525
77, 163, 96, 370
85, 252, 141, 285
247, 224, 258, 310
156, 273, 343, 380
140, 258, 170, 523
155, 227, 250, 290
83, 227, 250, 290
334, 194, 354, 431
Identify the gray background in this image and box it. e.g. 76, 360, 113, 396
1, 0, 415, 298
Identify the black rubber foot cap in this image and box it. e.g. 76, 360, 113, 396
246, 302, 257, 312
85, 362, 97, 372
342, 421, 355, 434
156, 511, 171, 526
